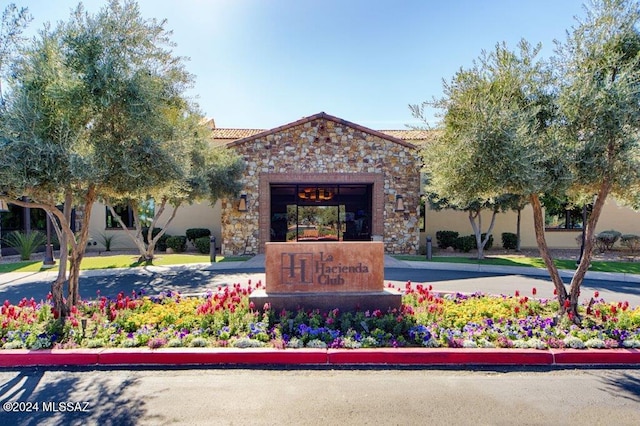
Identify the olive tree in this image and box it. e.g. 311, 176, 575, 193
413, 40, 562, 261
0, 0, 197, 318
554, 0, 640, 318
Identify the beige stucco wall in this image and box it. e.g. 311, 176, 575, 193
422, 198, 640, 251
86, 201, 221, 252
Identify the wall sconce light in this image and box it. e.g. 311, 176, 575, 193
238, 194, 248, 212
395, 195, 405, 212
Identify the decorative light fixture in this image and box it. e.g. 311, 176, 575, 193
238, 194, 248, 212
298, 187, 334, 202
395, 195, 405, 212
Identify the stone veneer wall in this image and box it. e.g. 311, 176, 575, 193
221, 117, 421, 255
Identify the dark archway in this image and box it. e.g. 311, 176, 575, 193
270, 184, 373, 242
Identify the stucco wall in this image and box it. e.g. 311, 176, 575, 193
221, 116, 422, 255
87, 201, 221, 252
423, 198, 640, 251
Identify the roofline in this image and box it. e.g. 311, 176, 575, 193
226, 112, 417, 149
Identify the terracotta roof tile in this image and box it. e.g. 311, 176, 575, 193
211, 128, 265, 140
208, 114, 434, 146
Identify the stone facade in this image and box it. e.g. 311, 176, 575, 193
220, 112, 421, 255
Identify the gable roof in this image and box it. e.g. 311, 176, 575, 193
224, 112, 418, 149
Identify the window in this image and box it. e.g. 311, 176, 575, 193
544, 198, 591, 230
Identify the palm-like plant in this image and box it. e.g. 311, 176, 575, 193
3, 231, 46, 261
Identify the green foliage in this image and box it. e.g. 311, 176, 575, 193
472, 233, 494, 250
166, 236, 187, 253
186, 228, 211, 242
596, 230, 622, 252
436, 231, 459, 249
95, 233, 119, 251
3, 231, 46, 260
502, 233, 518, 250
454, 235, 476, 253
194, 236, 211, 254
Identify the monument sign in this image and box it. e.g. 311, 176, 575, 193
249, 242, 401, 312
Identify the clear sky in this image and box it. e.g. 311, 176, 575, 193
15, 0, 586, 130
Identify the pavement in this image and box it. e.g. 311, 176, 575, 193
1, 254, 639, 368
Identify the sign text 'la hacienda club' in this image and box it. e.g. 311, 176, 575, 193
282, 251, 370, 286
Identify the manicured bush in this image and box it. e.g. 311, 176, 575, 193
142, 227, 170, 251
436, 230, 459, 249
620, 234, 640, 258
186, 228, 211, 243
471, 233, 493, 250
454, 235, 475, 253
195, 236, 211, 254
502, 232, 517, 250
595, 230, 622, 252
166, 236, 187, 253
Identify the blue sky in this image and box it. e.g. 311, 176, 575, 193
17, 0, 585, 129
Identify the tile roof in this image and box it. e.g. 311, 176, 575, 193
208, 114, 433, 146
227, 112, 417, 149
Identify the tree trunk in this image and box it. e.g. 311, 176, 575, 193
530, 194, 568, 306
516, 208, 522, 252
468, 207, 498, 260
66, 186, 96, 308
52, 192, 72, 319
567, 182, 611, 321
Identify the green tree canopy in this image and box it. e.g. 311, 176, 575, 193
0, 0, 200, 317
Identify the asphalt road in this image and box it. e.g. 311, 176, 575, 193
0, 266, 639, 306
0, 367, 639, 425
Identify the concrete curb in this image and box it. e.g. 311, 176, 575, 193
0, 348, 638, 368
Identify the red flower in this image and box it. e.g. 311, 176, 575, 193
563, 299, 570, 308
594, 291, 599, 298
515, 290, 520, 297
532, 287, 537, 296
249, 301, 255, 310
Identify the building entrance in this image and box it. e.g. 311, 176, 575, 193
270, 184, 373, 242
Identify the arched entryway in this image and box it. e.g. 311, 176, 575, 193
270, 183, 373, 242
258, 173, 384, 253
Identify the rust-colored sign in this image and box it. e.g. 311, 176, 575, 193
265, 242, 384, 293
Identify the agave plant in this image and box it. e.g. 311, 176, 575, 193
3, 231, 46, 261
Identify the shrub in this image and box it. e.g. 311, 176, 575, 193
620, 234, 640, 258
3, 231, 46, 260
95, 232, 119, 251
595, 230, 622, 252
471, 233, 493, 250
502, 232, 517, 250
436, 230, 459, 249
142, 227, 170, 251
454, 235, 475, 253
195, 236, 211, 254
186, 228, 211, 243
166, 236, 187, 252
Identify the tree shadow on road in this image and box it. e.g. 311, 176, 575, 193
599, 371, 640, 403
0, 368, 146, 425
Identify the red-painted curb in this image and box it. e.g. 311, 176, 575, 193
552, 348, 640, 365
96, 348, 328, 365
1, 348, 639, 367
0, 349, 100, 367
328, 348, 554, 365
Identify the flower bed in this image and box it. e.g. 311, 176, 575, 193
1, 280, 639, 350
